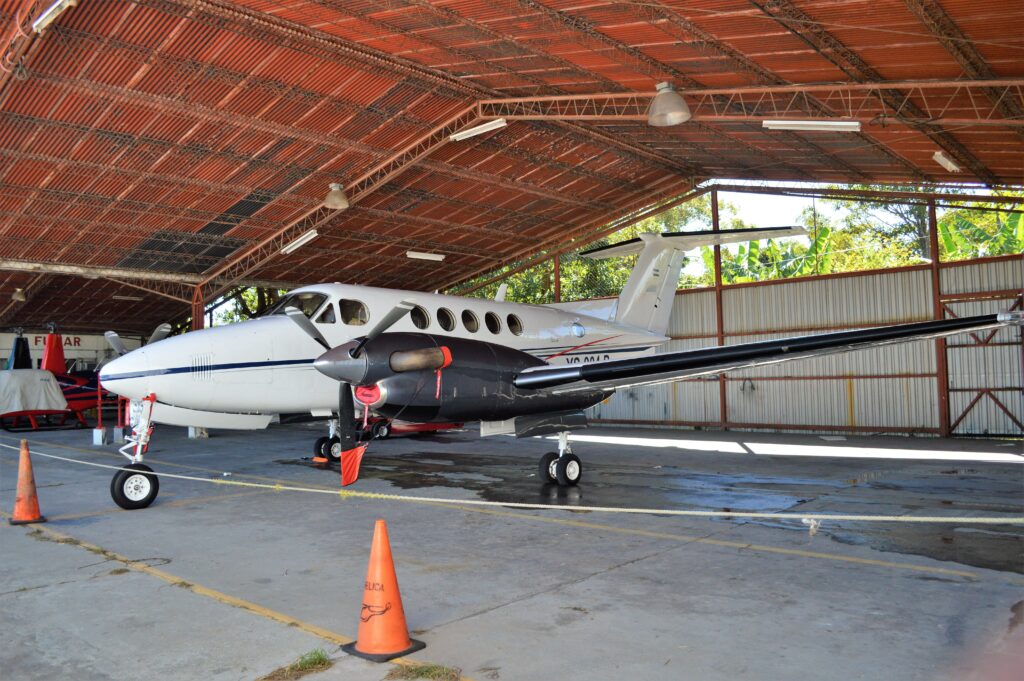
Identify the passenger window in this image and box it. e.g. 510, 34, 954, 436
507, 314, 524, 336
462, 310, 479, 333
339, 299, 369, 326
316, 304, 336, 324
485, 312, 501, 334
437, 307, 455, 332
571, 322, 585, 338
410, 305, 430, 330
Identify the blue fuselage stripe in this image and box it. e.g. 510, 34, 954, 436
101, 358, 313, 381
100, 345, 656, 382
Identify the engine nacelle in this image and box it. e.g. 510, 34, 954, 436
316, 333, 608, 423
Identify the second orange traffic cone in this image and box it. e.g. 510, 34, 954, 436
9, 439, 45, 525
342, 519, 425, 662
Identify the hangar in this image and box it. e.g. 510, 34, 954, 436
1, 1, 1022, 680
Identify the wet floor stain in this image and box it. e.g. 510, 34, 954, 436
275, 450, 1024, 574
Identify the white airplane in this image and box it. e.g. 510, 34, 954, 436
98, 227, 1021, 509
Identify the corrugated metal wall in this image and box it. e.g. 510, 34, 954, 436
589, 255, 1022, 436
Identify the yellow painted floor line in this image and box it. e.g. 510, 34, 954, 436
3, 516, 475, 681
7, 436, 1022, 586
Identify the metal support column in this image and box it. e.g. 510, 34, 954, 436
191, 285, 205, 331
553, 253, 561, 303
712, 189, 728, 429
927, 200, 951, 436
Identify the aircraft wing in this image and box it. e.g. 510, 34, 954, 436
514, 313, 1022, 395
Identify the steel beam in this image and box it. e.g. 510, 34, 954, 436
902, 0, 1024, 141
750, 0, 999, 185
0, 259, 299, 290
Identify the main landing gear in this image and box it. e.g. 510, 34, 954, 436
313, 417, 391, 462
538, 431, 582, 486
313, 418, 343, 462
111, 394, 160, 510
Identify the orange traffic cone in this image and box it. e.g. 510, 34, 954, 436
342, 519, 425, 662
9, 439, 45, 525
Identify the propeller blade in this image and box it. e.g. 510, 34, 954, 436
104, 331, 128, 356
147, 323, 172, 345
284, 307, 331, 350
338, 382, 358, 450
350, 299, 416, 358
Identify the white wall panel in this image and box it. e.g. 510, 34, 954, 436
723, 269, 932, 334
584, 259, 1021, 436
940, 257, 1023, 296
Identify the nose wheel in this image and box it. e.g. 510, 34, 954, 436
110, 463, 160, 510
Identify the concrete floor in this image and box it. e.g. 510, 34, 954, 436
1, 424, 1022, 681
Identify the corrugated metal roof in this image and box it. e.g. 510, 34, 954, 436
0, 0, 1021, 330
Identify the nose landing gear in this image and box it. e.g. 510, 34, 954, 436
538, 432, 581, 486
111, 394, 160, 509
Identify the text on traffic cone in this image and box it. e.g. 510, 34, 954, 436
342, 519, 425, 662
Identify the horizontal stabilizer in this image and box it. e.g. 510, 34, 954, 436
580, 226, 807, 260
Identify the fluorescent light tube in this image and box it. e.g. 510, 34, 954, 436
932, 151, 962, 173
406, 251, 446, 261
112, 294, 143, 302
762, 119, 862, 132
449, 119, 507, 142
32, 0, 77, 33
281, 229, 319, 255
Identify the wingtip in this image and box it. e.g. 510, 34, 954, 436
997, 311, 1023, 324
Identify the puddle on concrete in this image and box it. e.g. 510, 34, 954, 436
275, 451, 1023, 574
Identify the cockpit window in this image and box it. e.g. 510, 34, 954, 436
264, 293, 328, 319
316, 304, 336, 324
339, 299, 369, 326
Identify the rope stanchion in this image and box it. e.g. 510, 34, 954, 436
1, 442, 1021, 525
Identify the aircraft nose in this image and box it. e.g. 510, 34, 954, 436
98, 350, 150, 400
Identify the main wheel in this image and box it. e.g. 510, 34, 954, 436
314, 436, 330, 458
538, 452, 558, 483
327, 436, 342, 461
110, 463, 160, 510
371, 421, 391, 440
555, 453, 582, 487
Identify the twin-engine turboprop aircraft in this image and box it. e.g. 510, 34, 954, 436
99, 227, 1021, 509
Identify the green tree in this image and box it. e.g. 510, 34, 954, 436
460, 193, 739, 303
213, 287, 285, 325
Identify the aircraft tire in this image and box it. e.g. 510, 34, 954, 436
371, 421, 390, 440
538, 452, 558, 483
555, 453, 582, 487
327, 436, 342, 460
110, 464, 159, 510
314, 436, 330, 458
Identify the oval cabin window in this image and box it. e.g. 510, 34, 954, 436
410, 305, 430, 329
507, 314, 524, 336
437, 307, 456, 331
485, 312, 501, 334
462, 310, 479, 333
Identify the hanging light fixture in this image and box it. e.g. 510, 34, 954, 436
647, 82, 692, 127
11, 288, 27, 302
323, 183, 349, 210
932, 151, 962, 173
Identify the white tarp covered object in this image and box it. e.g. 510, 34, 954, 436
0, 369, 68, 414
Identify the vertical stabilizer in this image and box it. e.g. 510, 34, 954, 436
579, 226, 807, 335
609, 233, 686, 334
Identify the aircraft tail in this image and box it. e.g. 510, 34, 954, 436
580, 226, 806, 335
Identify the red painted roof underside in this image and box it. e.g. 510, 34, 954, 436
0, 0, 1021, 332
